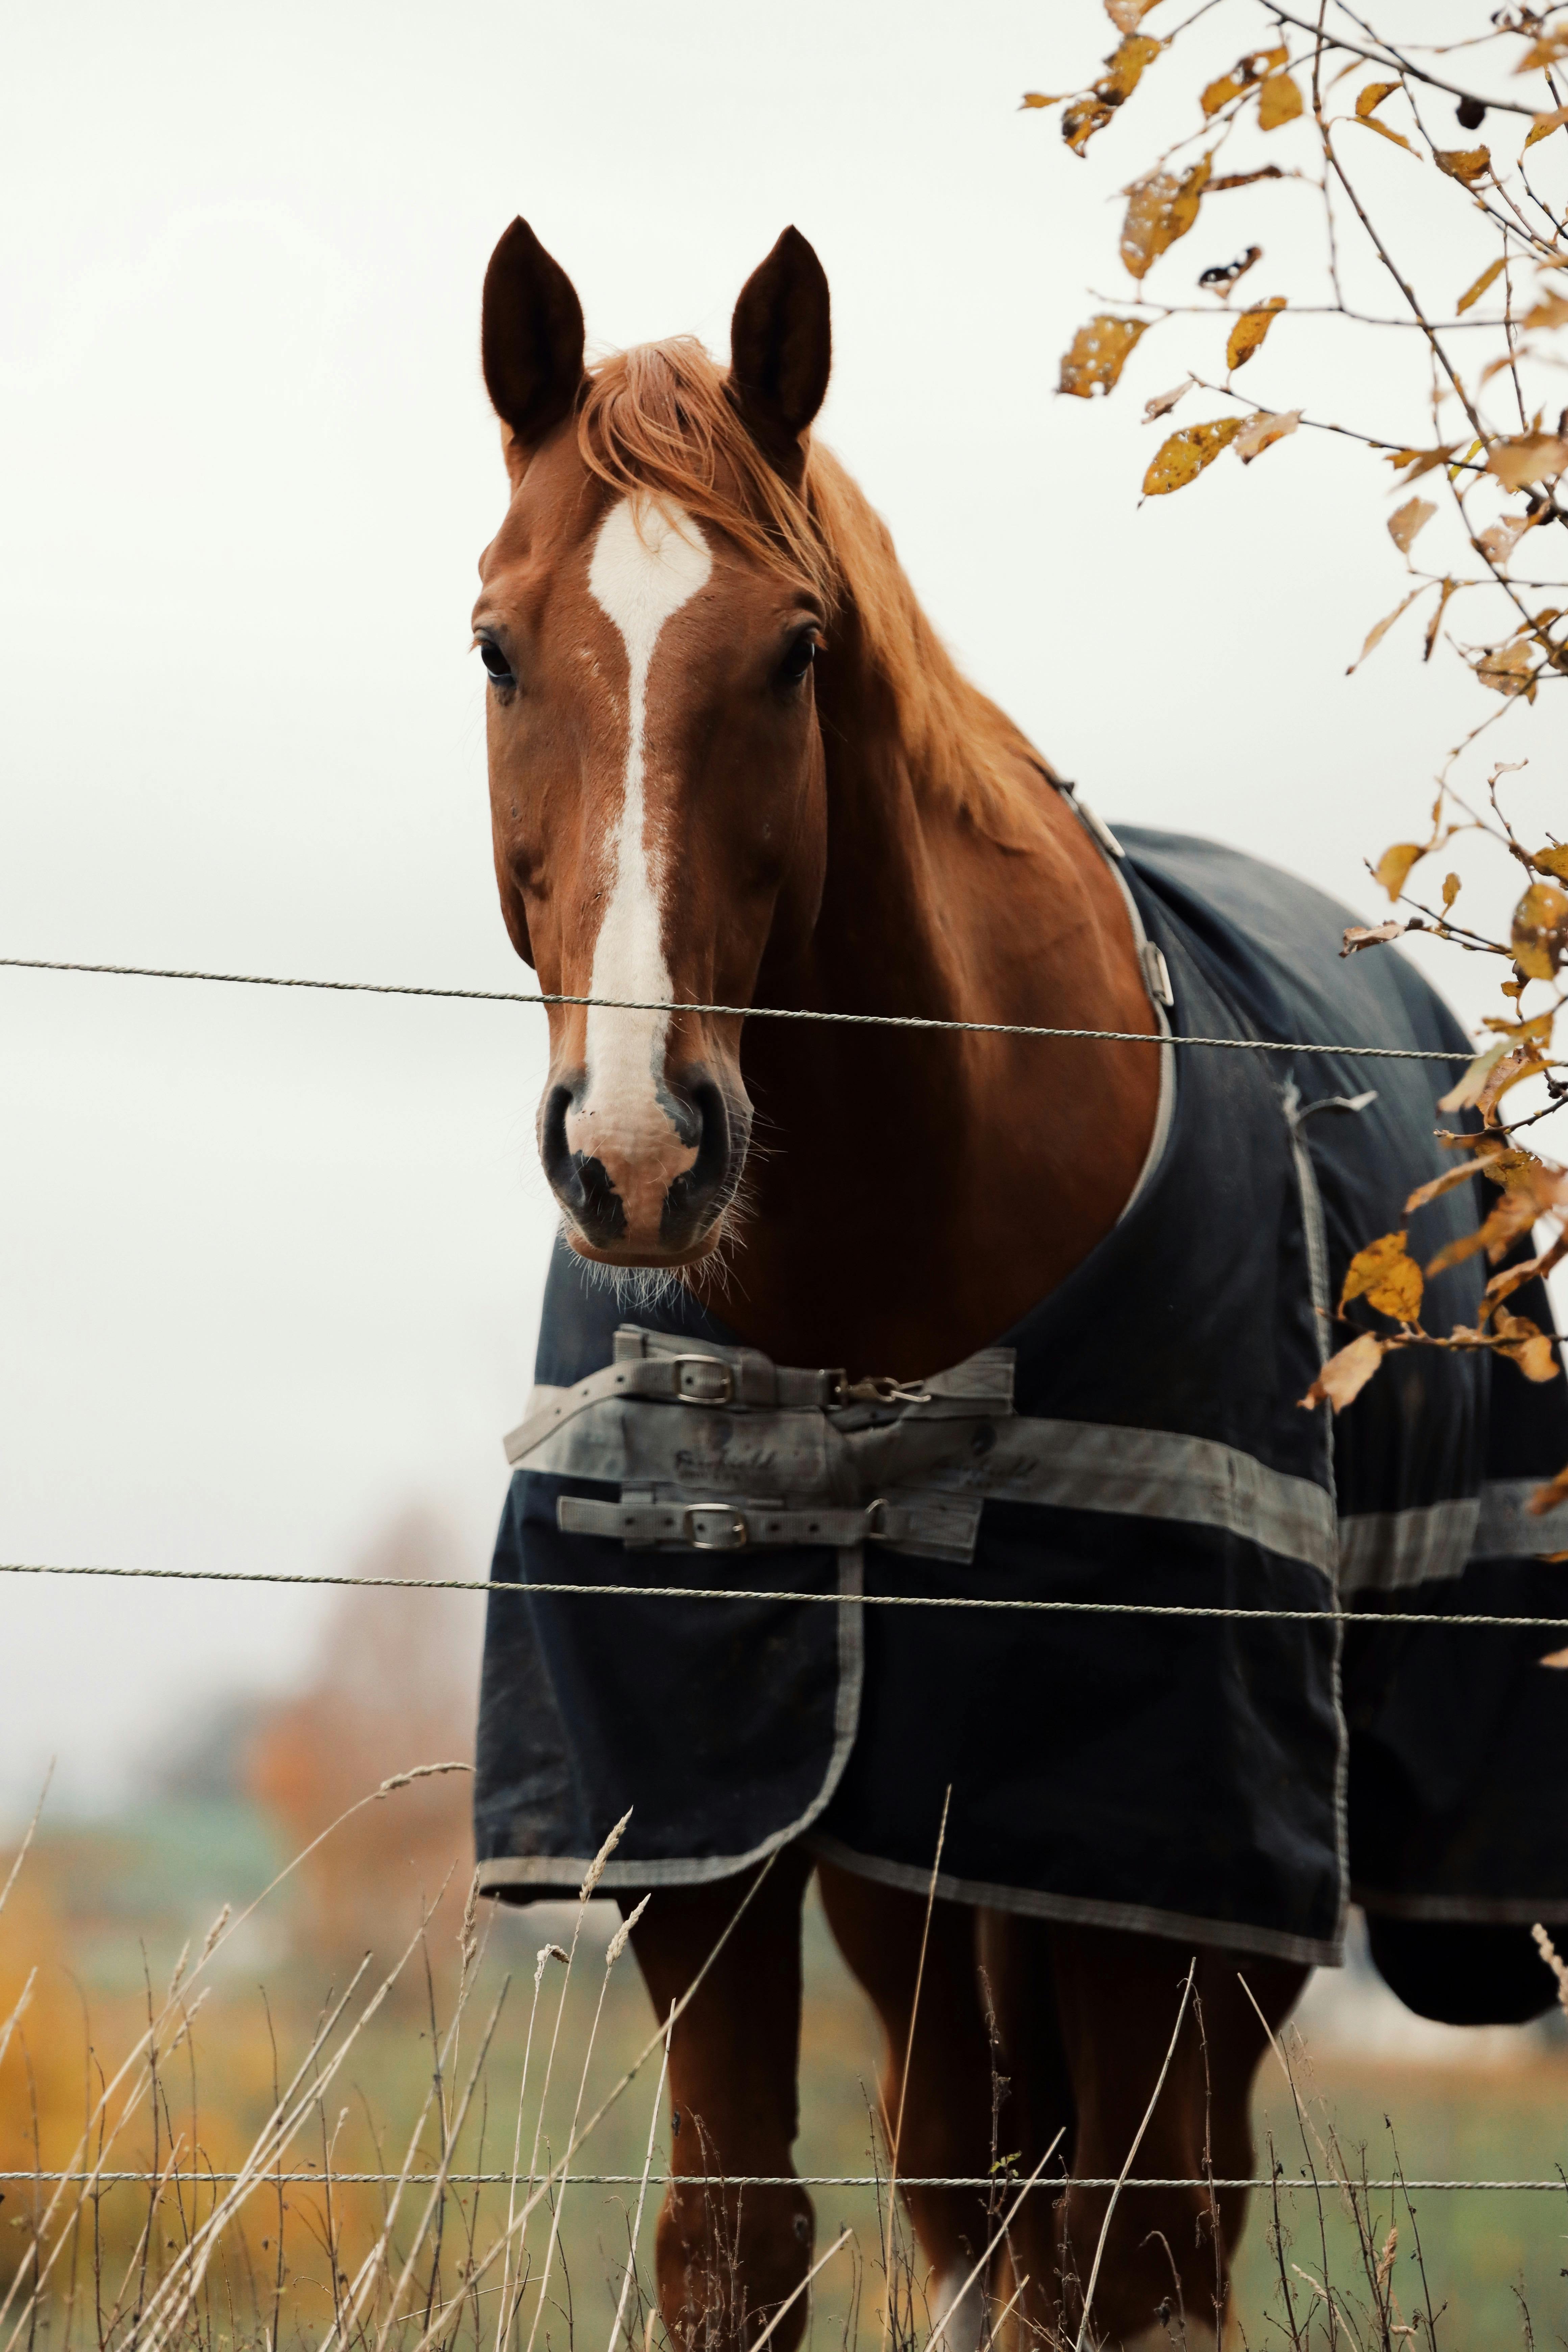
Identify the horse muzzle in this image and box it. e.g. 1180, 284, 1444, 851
539, 1059, 751, 1264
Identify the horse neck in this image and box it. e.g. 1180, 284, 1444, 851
720, 593, 1163, 1379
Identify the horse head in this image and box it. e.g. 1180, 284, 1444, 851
473, 219, 834, 1270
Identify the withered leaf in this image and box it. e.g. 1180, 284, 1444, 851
1020, 92, 1072, 108
1478, 1044, 1549, 1119
1511, 879, 1568, 978
1475, 514, 1534, 564
1351, 116, 1415, 153
1105, 0, 1163, 28
1494, 1310, 1560, 1383
1373, 841, 1425, 900
1435, 146, 1493, 184
1143, 377, 1193, 421
1347, 585, 1429, 673
1059, 314, 1149, 398
1355, 79, 1400, 119
1341, 1229, 1424, 1324
1226, 295, 1286, 372
1234, 407, 1301, 463
1456, 256, 1506, 313
1531, 1460, 1568, 1517
1404, 1150, 1506, 1212
1258, 72, 1304, 129
1387, 444, 1460, 481
1201, 46, 1285, 118
1300, 1331, 1387, 1413
1142, 415, 1244, 494
1525, 103, 1568, 149
1101, 33, 1161, 99
1425, 577, 1459, 660
1437, 1038, 1508, 1113
1540, 1644, 1568, 1664
1063, 98, 1117, 152
1121, 155, 1212, 279
1520, 292, 1568, 331
1532, 843, 1568, 880
1487, 432, 1568, 489
1388, 496, 1436, 554
1342, 920, 1405, 954
1474, 638, 1539, 698
1442, 870, 1462, 908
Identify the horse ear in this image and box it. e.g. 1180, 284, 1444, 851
728, 227, 831, 467
481, 218, 586, 480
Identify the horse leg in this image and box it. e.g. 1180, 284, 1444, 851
816, 1862, 997, 2352
1047, 1928, 1306, 2350
623, 1848, 815, 2352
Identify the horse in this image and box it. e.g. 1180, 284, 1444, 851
467, 219, 1568, 2351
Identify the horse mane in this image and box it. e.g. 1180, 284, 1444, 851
574, 338, 1050, 835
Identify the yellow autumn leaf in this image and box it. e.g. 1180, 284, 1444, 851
1300, 1331, 1387, 1413
1525, 103, 1568, 148
1511, 880, 1568, 979
1373, 841, 1425, 900
1488, 432, 1568, 489
1059, 314, 1149, 398
1475, 514, 1533, 564
1142, 416, 1244, 494
1101, 33, 1161, 99
1386, 443, 1460, 480
1020, 92, 1071, 108
1347, 585, 1430, 673
1515, 27, 1568, 72
1388, 496, 1436, 555
1443, 871, 1462, 908
1201, 45, 1285, 117
1341, 1230, 1425, 1324
1520, 292, 1568, 331
1105, 0, 1163, 28
1356, 79, 1400, 118
1226, 295, 1286, 371
1533, 843, 1568, 879
1436, 146, 1493, 184
1258, 72, 1303, 129
1120, 155, 1211, 279
1456, 256, 1506, 313
1234, 407, 1301, 463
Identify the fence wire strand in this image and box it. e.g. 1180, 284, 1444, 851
0, 2171, 1560, 2192
0, 953, 1475, 1060
0, 1559, 1562, 1631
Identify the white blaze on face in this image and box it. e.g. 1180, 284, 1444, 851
567, 496, 713, 1233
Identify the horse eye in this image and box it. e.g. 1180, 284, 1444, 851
477, 637, 517, 689
778, 630, 817, 689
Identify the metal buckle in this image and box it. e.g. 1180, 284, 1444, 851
835, 1376, 934, 1408
864, 1498, 890, 1541
671, 1354, 735, 1407
683, 1504, 749, 1551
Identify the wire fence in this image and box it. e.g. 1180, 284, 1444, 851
0, 2172, 1560, 2194
3, 948, 1566, 2235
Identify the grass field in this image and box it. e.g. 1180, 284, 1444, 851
2, 1786, 1565, 2352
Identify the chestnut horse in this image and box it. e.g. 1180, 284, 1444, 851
472, 219, 1304, 2351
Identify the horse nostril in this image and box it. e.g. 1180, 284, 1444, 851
540, 1079, 627, 1244
662, 1077, 741, 1243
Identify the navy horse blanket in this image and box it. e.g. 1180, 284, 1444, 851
473, 828, 1568, 1973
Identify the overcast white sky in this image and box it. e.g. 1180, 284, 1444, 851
2, 1, 1564, 1820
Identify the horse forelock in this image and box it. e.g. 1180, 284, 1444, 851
560, 337, 1046, 837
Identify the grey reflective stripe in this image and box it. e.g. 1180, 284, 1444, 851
556, 1491, 983, 1561
1335, 1478, 1568, 1593
951, 1420, 1337, 1577
1473, 1475, 1568, 1561
1338, 1499, 1478, 1594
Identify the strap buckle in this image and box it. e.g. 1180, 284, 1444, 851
671, 1354, 736, 1407
833, 1375, 934, 1408
683, 1504, 749, 1551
